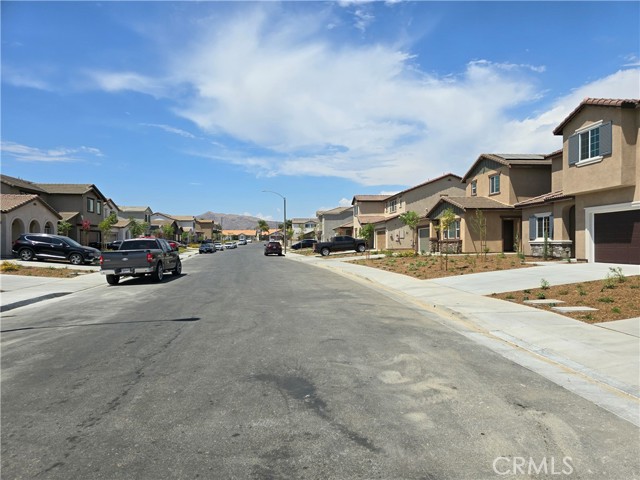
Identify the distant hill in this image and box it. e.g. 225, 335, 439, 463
197, 212, 279, 230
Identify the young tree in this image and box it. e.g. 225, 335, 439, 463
399, 211, 420, 253
439, 208, 457, 271
359, 223, 374, 249
468, 209, 487, 259
57, 220, 72, 236
257, 220, 270, 240
162, 224, 175, 240
129, 218, 148, 238
98, 212, 118, 249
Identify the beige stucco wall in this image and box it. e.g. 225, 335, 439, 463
1, 203, 59, 257
560, 107, 639, 197
460, 210, 514, 254
520, 200, 574, 257
509, 166, 552, 203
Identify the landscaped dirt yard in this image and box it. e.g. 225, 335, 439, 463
0, 262, 95, 278
349, 253, 639, 324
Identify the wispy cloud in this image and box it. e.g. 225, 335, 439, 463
141, 123, 196, 139
1, 141, 103, 162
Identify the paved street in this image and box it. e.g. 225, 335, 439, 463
1, 244, 639, 479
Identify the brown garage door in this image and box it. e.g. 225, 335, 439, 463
594, 210, 640, 264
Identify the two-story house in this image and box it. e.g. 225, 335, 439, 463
518, 98, 639, 264
352, 195, 389, 240
316, 206, 353, 241
426, 154, 552, 254
371, 173, 465, 252
291, 218, 318, 241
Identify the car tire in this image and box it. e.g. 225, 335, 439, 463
69, 253, 83, 265
357, 244, 366, 253
321, 247, 330, 256
173, 260, 182, 276
106, 274, 120, 285
151, 262, 164, 282
19, 248, 35, 261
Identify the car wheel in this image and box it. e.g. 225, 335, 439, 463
69, 253, 83, 265
106, 274, 120, 285
152, 262, 164, 282
321, 247, 330, 256
19, 248, 35, 261
357, 244, 366, 253
173, 260, 182, 276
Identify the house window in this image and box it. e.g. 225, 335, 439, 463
387, 199, 397, 213
97, 201, 102, 215
442, 220, 460, 239
87, 197, 95, 213
529, 214, 554, 240
569, 122, 612, 166
471, 180, 477, 196
489, 175, 500, 195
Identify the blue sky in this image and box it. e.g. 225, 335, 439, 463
2, 1, 639, 221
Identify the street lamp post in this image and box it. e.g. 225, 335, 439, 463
262, 190, 287, 254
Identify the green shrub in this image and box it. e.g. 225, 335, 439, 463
536, 292, 546, 299
597, 297, 614, 303
540, 278, 550, 290
612, 307, 622, 314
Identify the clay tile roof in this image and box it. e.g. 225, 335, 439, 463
515, 191, 574, 207
461, 153, 550, 182
0, 193, 62, 218
358, 215, 387, 224
317, 206, 352, 216
553, 98, 640, 135
352, 194, 391, 204
0, 175, 49, 194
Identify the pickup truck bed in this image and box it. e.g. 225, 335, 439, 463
100, 238, 182, 285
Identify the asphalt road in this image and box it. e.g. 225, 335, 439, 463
1, 244, 639, 479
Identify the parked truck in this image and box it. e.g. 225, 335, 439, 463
314, 235, 367, 256
99, 238, 182, 285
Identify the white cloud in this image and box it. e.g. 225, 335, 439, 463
141, 123, 196, 139
85, 6, 639, 186
1, 141, 103, 162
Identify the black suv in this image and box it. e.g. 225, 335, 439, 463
12, 234, 101, 265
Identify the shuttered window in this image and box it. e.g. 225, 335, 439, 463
529, 214, 554, 240
568, 122, 612, 165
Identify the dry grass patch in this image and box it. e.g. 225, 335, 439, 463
492, 272, 640, 323
0, 262, 93, 278
351, 253, 536, 280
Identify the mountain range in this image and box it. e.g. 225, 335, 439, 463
197, 212, 279, 230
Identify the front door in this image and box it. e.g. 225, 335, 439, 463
502, 219, 514, 252
375, 230, 386, 251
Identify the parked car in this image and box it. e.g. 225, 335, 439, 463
291, 239, 318, 250
199, 243, 216, 254
224, 242, 237, 249
314, 236, 366, 256
237, 239, 247, 245
264, 241, 283, 256
12, 234, 101, 265
214, 242, 224, 251
107, 240, 123, 250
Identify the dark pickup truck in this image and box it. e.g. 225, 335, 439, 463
99, 238, 182, 285
314, 235, 367, 256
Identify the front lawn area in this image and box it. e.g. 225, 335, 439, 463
0, 261, 95, 278
491, 273, 640, 323
351, 253, 535, 280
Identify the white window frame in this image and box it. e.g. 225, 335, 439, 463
489, 175, 500, 195
575, 121, 603, 166
442, 220, 460, 239
534, 214, 552, 240
387, 199, 397, 213
471, 180, 477, 196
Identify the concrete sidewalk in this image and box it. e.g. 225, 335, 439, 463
287, 253, 640, 426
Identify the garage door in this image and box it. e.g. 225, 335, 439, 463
594, 210, 640, 264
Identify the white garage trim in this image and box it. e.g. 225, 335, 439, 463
584, 202, 639, 263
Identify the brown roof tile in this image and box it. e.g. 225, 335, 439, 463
0, 193, 62, 218
0, 175, 49, 194
553, 98, 639, 135
515, 190, 574, 207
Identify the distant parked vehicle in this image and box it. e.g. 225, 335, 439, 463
214, 242, 224, 251
199, 243, 216, 254
291, 239, 318, 250
12, 234, 101, 265
237, 239, 247, 245
314, 236, 366, 256
264, 241, 283, 256
224, 242, 237, 249
107, 240, 123, 250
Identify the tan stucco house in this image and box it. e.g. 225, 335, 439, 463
426, 154, 553, 254
518, 98, 639, 264
316, 206, 353, 241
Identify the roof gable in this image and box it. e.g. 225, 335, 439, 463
0, 193, 62, 218
461, 153, 550, 182
553, 98, 639, 135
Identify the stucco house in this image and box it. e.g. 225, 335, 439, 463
352, 195, 388, 241
426, 154, 553, 254
370, 173, 465, 252
518, 98, 639, 264
291, 218, 318, 241
316, 206, 353, 241
0, 194, 62, 258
